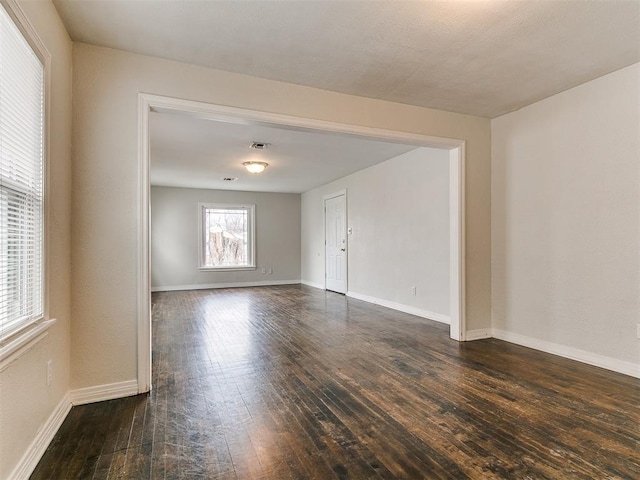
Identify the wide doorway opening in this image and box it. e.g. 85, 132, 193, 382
137, 94, 465, 393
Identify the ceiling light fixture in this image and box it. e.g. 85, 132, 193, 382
243, 161, 268, 174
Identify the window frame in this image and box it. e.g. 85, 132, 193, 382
0, 0, 52, 357
198, 203, 256, 271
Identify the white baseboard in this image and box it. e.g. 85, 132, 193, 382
346, 291, 451, 325
8, 380, 141, 479
7, 393, 72, 480
151, 279, 301, 292
492, 329, 640, 379
465, 328, 492, 341
70, 379, 139, 406
301, 280, 324, 290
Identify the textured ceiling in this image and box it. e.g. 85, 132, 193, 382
150, 112, 418, 193
53, 0, 640, 118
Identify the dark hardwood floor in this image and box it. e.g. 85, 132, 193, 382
31, 285, 639, 479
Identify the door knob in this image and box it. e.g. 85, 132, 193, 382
341, 248, 346, 251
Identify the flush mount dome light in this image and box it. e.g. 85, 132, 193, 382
243, 161, 269, 174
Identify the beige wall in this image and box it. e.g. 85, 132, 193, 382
302, 147, 451, 318
492, 63, 640, 371
71, 42, 491, 390
0, 0, 72, 478
151, 186, 301, 289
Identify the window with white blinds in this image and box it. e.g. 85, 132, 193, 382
0, 3, 45, 341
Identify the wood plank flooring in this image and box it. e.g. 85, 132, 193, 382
31, 285, 640, 479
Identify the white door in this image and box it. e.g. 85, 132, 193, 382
325, 194, 347, 293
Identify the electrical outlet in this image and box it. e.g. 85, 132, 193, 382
46, 360, 53, 387
261, 268, 266, 274
268, 268, 273, 274
411, 286, 416, 296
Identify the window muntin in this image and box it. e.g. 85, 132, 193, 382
0, 2, 45, 340
200, 204, 255, 270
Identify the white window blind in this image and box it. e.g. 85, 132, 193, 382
0, 3, 45, 340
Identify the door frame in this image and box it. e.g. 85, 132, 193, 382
137, 93, 466, 393
323, 190, 347, 292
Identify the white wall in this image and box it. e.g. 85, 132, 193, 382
302, 147, 450, 320
151, 186, 301, 289
0, 1, 72, 478
71, 42, 490, 391
492, 63, 640, 375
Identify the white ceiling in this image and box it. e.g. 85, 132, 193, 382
150, 111, 418, 193
53, 0, 640, 118
54, 0, 640, 192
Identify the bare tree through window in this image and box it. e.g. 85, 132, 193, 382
201, 205, 254, 268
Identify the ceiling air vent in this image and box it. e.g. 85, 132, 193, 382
249, 142, 270, 150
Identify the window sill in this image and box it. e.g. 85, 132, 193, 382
0, 318, 57, 372
198, 266, 257, 272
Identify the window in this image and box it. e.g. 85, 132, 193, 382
0, 2, 46, 341
199, 204, 255, 270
